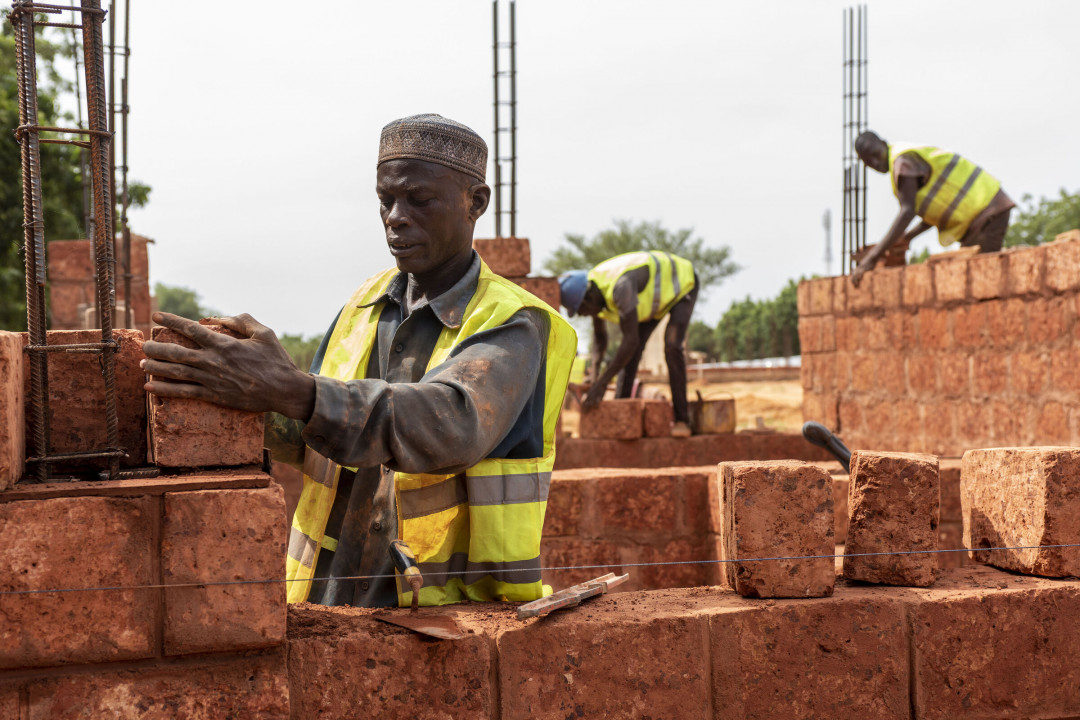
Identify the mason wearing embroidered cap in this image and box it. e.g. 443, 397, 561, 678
850, 130, 1015, 287
141, 114, 576, 608
559, 251, 698, 438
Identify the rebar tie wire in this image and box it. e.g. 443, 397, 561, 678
1, 543, 1077, 597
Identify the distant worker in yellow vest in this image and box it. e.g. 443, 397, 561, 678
558, 251, 698, 438
851, 130, 1014, 287
141, 114, 576, 608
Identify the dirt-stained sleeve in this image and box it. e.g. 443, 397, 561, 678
301, 308, 548, 474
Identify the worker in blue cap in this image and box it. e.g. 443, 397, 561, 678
559, 251, 698, 437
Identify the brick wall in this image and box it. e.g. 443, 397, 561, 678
799, 240, 1080, 455
0, 474, 289, 718
287, 565, 1080, 720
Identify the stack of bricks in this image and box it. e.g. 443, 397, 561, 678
799, 233, 1080, 456
0, 476, 289, 717
46, 235, 154, 338
473, 236, 561, 310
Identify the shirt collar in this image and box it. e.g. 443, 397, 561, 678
358, 251, 480, 330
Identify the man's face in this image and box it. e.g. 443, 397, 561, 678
576, 285, 604, 317
376, 159, 488, 276
857, 139, 889, 173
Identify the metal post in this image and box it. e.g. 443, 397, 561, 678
12, 1, 50, 481
492, 0, 501, 239
81, 0, 120, 479
509, 0, 516, 239
120, 0, 131, 328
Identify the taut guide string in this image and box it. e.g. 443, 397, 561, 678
2, 543, 1078, 596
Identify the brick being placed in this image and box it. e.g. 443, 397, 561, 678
962, 447, 1080, 576
842, 451, 939, 586
473, 236, 531, 277
21, 329, 147, 471
148, 322, 264, 468
577, 398, 643, 440
0, 332, 25, 489
720, 460, 834, 598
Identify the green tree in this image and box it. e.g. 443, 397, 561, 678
713, 278, 802, 362
1003, 189, 1080, 248
153, 283, 219, 320
687, 319, 719, 361
542, 219, 740, 293
278, 333, 322, 372
1, 23, 82, 331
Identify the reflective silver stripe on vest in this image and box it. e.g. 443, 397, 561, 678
303, 450, 336, 489
288, 527, 318, 568
467, 471, 552, 506
664, 252, 681, 299
937, 166, 983, 231
417, 553, 542, 586
649, 252, 662, 317
399, 471, 551, 519
916, 154, 961, 218
399, 474, 468, 519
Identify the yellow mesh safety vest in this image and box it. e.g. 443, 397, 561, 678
285, 261, 576, 606
888, 144, 1002, 247
587, 251, 696, 324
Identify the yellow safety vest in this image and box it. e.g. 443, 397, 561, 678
285, 261, 576, 607
888, 144, 1001, 247
588, 251, 696, 324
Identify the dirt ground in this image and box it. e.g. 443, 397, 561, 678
562, 379, 804, 436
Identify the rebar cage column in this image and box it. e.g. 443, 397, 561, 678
10, 0, 123, 481
841, 4, 868, 275
492, 0, 517, 239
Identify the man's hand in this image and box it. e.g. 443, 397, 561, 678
141, 312, 316, 420
582, 381, 606, 411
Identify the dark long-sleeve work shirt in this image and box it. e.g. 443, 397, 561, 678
293, 252, 550, 607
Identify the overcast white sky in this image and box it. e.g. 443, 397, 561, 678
102, 1, 1079, 337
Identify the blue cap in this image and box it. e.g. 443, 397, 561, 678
558, 271, 589, 316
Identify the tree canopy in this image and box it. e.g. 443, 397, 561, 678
153, 282, 219, 321
542, 219, 739, 293
688, 278, 802, 363
1003, 188, 1080, 248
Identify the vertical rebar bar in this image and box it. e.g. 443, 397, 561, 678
120, 0, 131, 328
508, 0, 516, 239
492, 0, 501, 239
12, 2, 51, 481
81, 0, 120, 479
861, 6, 868, 260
